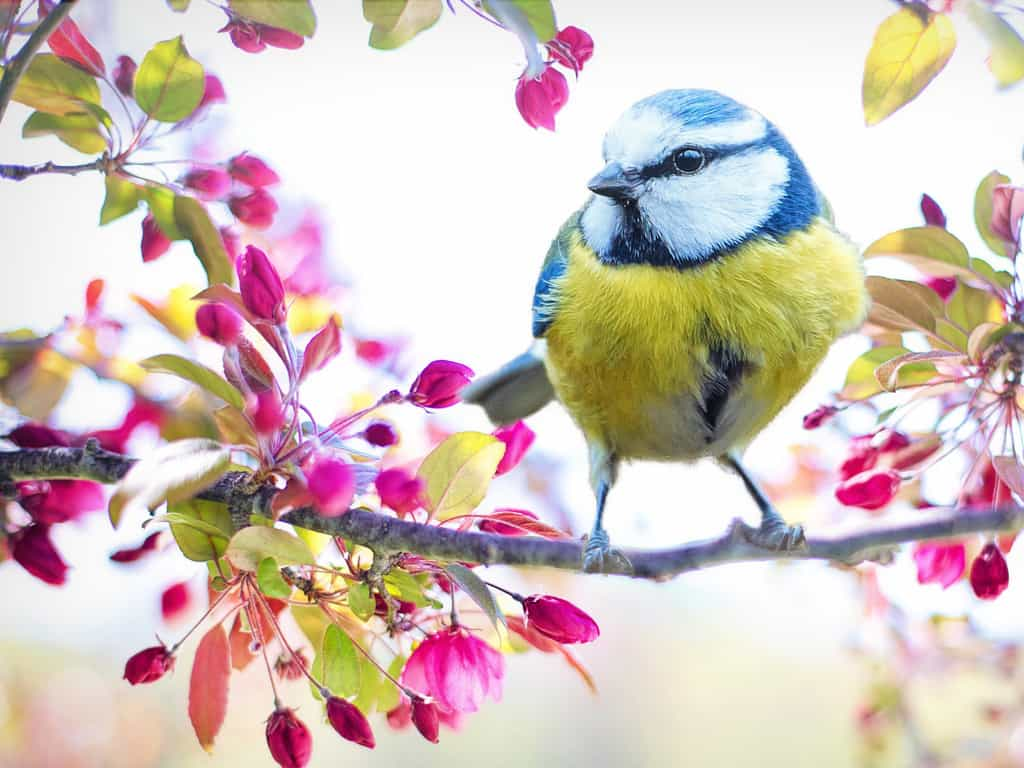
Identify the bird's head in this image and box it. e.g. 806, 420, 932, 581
580, 89, 822, 267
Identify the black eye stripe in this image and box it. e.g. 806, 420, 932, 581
637, 138, 763, 181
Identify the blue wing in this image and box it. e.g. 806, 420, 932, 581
531, 215, 576, 338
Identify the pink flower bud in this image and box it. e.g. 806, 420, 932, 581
259, 24, 305, 50
20, 479, 103, 523
407, 360, 474, 408
355, 338, 399, 366
225, 19, 266, 53
522, 594, 599, 644
12, 524, 68, 585
110, 531, 161, 563
248, 387, 284, 436
238, 245, 286, 323
363, 421, 398, 447
970, 542, 1010, 600
515, 65, 569, 131
228, 152, 280, 188
802, 404, 838, 430
199, 73, 226, 108
196, 302, 244, 346
834, 469, 901, 510
161, 581, 190, 620
374, 468, 424, 515
326, 696, 375, 749
306, 454, 355, 517
492, 420, 535, 476
410, 698, 440, 744
141, 214, 171, 262
6, 423, 69, 447
123, 644, 175, 685
183, 167, 232, 200
875, 429, 911, 453
266, 707, 312, 768
920, 193, 946, 228
925, 276, 957, 300
912, 542, 965, 588
220, 227, 241, 263
838, 436, 878, 480
991, 184, 1024, 253
113, 54, 136, 97
547, 26, 594, 72
229, 188, 278, 229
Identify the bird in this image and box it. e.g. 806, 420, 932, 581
462, 89, 869, 573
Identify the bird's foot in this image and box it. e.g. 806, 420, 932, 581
740, 516, 807, 553
582, 529, 633, 574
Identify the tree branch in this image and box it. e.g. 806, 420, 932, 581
0, 157, 107, 181
0, 0, 76, 124
2, 445, 1022, 580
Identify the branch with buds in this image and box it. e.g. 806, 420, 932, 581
2, 444, 1022, 580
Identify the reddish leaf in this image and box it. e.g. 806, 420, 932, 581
189, 623, 231, 752
992, 456, 1024, 500
229, 614, 256, 671
40, 0, 105, 77
299, 315, 341, 381
478, 509, 570, 539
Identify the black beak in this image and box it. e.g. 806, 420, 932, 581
587, 162, 638, 200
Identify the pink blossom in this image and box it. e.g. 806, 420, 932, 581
196, 302, 244, 346
522, 595, 599, 644
375, 468, 424, 516
229, 188, 278, 229
113, 55, 136, 97
326, 696, 375, 749
306, 454, 356, 517
970, 542, 1010, 600
224, 18, 266, 53
220, 227, 241, 263
141, 214, 171, 262
912, 542, 965, 588
920, 193, 946, 228
400, 626, 504, 714
199, 74, 226, 108
410, 698, 439, 743
183, 167, 232, 200
834, 469, 901, 510
492, 420, 535, 476
238, 245, 286, 323
925, 276, 957, 300
248, 388, 284, 435
160, 581, 190, 620
12, 524, 68, 585
228, 152, 280, 188
123, 644, 175, 685
546, 26, 594, 73
6, 424, 69, 447
87, 399, 163, 453
363, 421, 398, 448
259, 24, 304, 50
110, 532, 161, 563
20, 479, 104, 523
407, 360, 474, 409
802, 404, 838, 430
265, 708, 312, 768
515, 65, 569, 131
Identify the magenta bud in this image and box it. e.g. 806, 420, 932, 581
196, 302, 243, 346
200, 73, 226, 108
141, 214, 171, 263
991, 184, 1024, 254
183, 167, 232, 200
802, 404, 837, 430
5, 423, 70, 447
410, 698, 440, 744
248, 387, 284, 436
228, 152, 280, 188
920, 193, 946, 228
834, 469, 901, 510
326, 696, 375, 749
306, 454, 355, 517
522, 594, 600, 644
363, 421, 398, 448
113, 54, 136, 96
374, 468, 424, 515
229, 188, 278, 229
492, 420, 535, 475
912, 542, 965, 589
407, 360, 474, 409
225, 19, 266, 53
12, 523, 68, 585
547, 26, 594, 72
515, 65, 569, 131
123, 644, 175, 685
258, 24, 304, 50
237, 245, 286, 323
970, 542, 1010, 600
265, 707, 312, 768
160, 580, 190, 620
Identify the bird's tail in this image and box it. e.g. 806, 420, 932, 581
462, 342, 554, 425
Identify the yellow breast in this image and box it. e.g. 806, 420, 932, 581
543, 218, 868, 460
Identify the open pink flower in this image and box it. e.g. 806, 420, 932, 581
912, 542, 965, 588
400, 626, 504, 714
375, 468, 424, 516
306, 454, 356, 517
515, 64, 569, 131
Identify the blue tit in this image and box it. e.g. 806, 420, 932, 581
463, 89, 868, 572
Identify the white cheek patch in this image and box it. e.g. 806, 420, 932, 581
580, 196, 622, 256
641, 147, 790, 262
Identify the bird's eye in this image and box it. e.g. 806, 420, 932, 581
673, 148, 708, 175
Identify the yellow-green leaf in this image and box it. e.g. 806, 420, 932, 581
229, 0, 316, 36
22, 110, 106, 154
146, 185, 184, 240
164, 498, 233, 561
366, 0, 442, 49
309, 624, 360, 702
225, 526, 316, 571
134, 36, 205, 123
873, 349, 963, 392
347, 581, 375, 621
975, 170, 1013, 257
862, 8, 956, 125
417, 431, 505, 521
174, 195, 234, 286
946, 283, 1005, 333
966, 2, 1024, 87
11, 53, 101, 115
484, 0, 556, 42
866, 276, 942, 335
843, 345, 907, 399
864, 226, 1012, 291
256, 557, 293, 598
140, 353, 245, 409
100, 174, 141, 225
108, 439, 230, 527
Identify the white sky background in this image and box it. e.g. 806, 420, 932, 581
1, 1, 1024, 759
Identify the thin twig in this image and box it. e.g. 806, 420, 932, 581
0, 156, 107, 181
0, 0, 76, 124
2, 445, 1023, 581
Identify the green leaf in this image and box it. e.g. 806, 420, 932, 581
100, 175, 141, 225
225, 526, 316, 571
174, 195, 234, 286
365, 0, 442, 50
164, 498, 233, 561
842, 346, 909, 399
353, 655, 383, 715
140, 353, 245, 409
134, 36, 205, 122
484, 0, 556, 42
347, 581, 375, 621
108, 439, 230, 527
873, 349, 963, 392
865, 276, 942, 336
975, 170, 1013, 257
862, 8, 956, 126
417, 431, 505, 521
966, 2, 1024, 87
257, 557, 293, 598
383, 568, 431, 607
229, 0, 316, 36
11, 53, 101, 115
946, 283, 1005, 333
22, 111, 106, 154
376, 655, 405, 713
310, 624, 360, 701
864, 226, 1012, 291
145, 186, 185, 240
445, 563, 505, 631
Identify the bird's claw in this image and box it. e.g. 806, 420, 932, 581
741, 518, 807, 552
582, 529, 633, 574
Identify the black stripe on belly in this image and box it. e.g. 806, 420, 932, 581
698, 345, 750, 439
